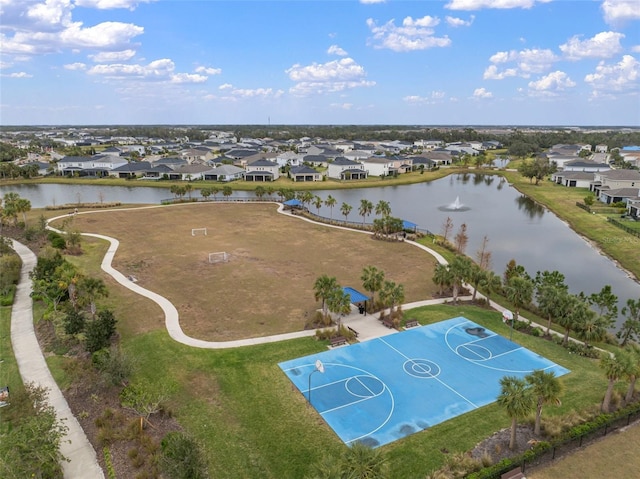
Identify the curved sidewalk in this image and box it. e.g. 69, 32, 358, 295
9, 239, 105, 479
46, 204, 453, 350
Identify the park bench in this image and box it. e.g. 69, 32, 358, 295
347, 326, 359, 338
382, 318, 395, 329
330, 336, 347, 348
405, 319, 420, 329
501, 467, 525, 479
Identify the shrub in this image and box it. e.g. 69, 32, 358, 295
92, 346, 134, 386
159, 431, 209, 479
85, 309, 117, 353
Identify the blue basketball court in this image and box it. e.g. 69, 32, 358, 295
278, 316, 570, 448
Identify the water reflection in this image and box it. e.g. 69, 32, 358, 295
515, 195, 545, 220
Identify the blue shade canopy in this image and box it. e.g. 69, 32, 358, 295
402, 220, 418, 230
283, 199, 302, 206
343, 287, 370, 304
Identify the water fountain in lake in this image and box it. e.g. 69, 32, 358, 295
438, 196, 471, 212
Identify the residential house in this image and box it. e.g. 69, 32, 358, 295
562, 159, 610, 172
169, 164, 212, 181
273, 150, 302, 168
110, 161, 154, 178
627, 198, 640, 219
152, 157, 188, 170
410, 156, 437, 170
203, 165, 245, 182
422, 150, 453, 165
327, 157, 368, 180
92, 154, 128, 171
244, 159, 280, 182
290, 165, 323, 182
360, 157, 393, 177
591, 169, 640, 199
414, 139, 443, 149
595, 144, 608, 153
551, 171, 595, 188
180, 147, 215, 164
599, 187, 640, 205
302, 154, 328, 168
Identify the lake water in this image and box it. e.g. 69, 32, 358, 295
2, 175, 639, 329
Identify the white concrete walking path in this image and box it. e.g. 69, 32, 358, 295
9, 239, 105, 479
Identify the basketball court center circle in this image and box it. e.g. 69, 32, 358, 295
403, 359, 441, 378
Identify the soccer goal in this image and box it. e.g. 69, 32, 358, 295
192, 228, 207, 236
208, 252, 229, 264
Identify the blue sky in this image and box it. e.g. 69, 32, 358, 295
1, 0, 639, 126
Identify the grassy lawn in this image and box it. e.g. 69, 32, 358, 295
527, 422, 640, 479
113, 303, 612, 478
0, 306, 24, 399
502, 171, 640, 281
11, 172, 638, 478
57, 203, 439, 341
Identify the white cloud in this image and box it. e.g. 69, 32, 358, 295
89, 49, 136, 62
528, 71, 576, 95
585, 55, 640, 92
286, 57, 375, 95
59, 21, 143, 49
360, 0, 386, 3
445, 0, 551, 10
228, 88, 284, 99
366, 16, 451, 52
483, 64, 518, 79
560, 32, 624, 60
330, 103, 354, 110
219, 83, 233, 90
26, 0, 74, 30
64, 62, 87, 70
74, 0, 155, 10
473, 87, 493, 98
195, 66, 222, 75
632, 45, 640, 53
1, 72, 34, 78
601, 0, 640, 25
328, 45, 348, 56
87, 58, 209, 84
403, 91, 447, 103
445, 15, 475, 27
1, 1, 144, 56
484, 48, 557, 79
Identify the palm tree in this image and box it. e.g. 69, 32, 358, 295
448, 256, 472, 305
600, 351, 629, 412
623, 345, 640, 404
555, 292, 579, 346
468, 262, 486, 302
479, 270, 502, 305
254, 186, 265, 200
361, 266, 384, 310
525, 370, 563, 435
536, 284, 565, 335
504, 276, 534, 323
184, 183, 193, 199
313, 275, 339, 319
379, 280, 404, 316
327, 287, 351, 327
374, 200, 391, 219
312, 195, 323, 215
575, 311, 608, 347
341, 202, 353, 222
324, 195, 337, 219
432, 263, 452, 296
222, 185, 233, 199
210, 185, 220, 200
618, 298, 640, 346
200, 187, 212, 201
79, 277, 109, 318
497, 376, 534, 450
358, 199, 373, 226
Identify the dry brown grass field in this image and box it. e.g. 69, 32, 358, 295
63, 202, 438, 341
527, 422, 640, 479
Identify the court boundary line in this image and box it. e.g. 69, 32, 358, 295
445, 320, 555, 374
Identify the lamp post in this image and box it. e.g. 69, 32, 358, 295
308, 359, 324, 406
